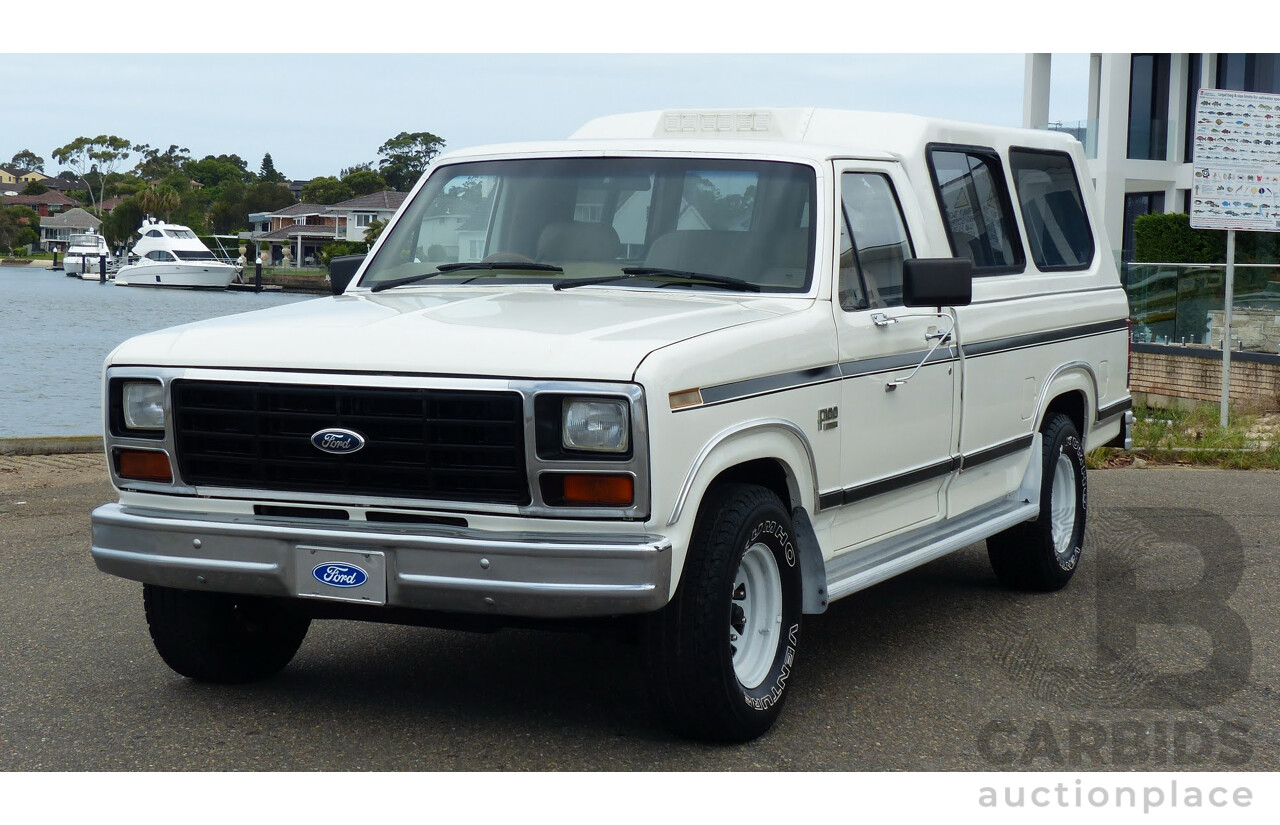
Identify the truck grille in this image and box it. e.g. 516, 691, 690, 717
170, 380, 529, 505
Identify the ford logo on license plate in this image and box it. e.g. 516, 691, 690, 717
312, 562, 369, 588
311, 428, 366, 454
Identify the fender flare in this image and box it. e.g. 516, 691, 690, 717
666, 418, 820, 527
1034, 361, 1098, 435
663, 419, 822, 601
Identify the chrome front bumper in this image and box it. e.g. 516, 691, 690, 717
91, 503, 672, 619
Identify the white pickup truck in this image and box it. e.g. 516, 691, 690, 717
92, 108, 1132, 741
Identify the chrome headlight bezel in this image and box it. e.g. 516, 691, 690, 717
122, 381, 166, 431
561, 396, 631, 454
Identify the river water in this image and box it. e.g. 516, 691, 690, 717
0, 267, 314, 438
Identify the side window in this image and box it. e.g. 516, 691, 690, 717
1009, 148, 1095, 270
927, 146, 1024, 274
840, 172, 914, 310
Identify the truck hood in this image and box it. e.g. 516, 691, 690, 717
108, 287, 803, 380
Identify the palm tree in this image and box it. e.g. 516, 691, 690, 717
139, 184, 180, 221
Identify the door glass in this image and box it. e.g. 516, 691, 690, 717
840, 172, 913, 309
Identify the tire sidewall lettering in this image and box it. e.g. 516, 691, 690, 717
1056, 434, 1086, 572
747, 518, 797, 569
737, 516, 800, 712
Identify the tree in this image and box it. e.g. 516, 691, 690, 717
52, 135, 132, 213
244, 180, 297, 214
21, 180, 48, 195
376, 131, 445, 191
208, 179, 248, 234
184, 154, 253, 189
0, 205, 40, 253
103, 197, 145, 248
300, 176, 353, 205
339, 162, 373, 179
9, 149, 44, 173
258, 153, 286, 183
139, 184, 181, 221
364, 218, 387, 245
133, 144, 191, 181
341, 169, 388, 196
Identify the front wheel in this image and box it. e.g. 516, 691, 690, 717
643, 483, 803, 742
987, 413, 1087, 591
143, 584, 311, 683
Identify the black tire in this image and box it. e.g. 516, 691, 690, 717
643, 483, 803, 742
143, 584, 311, 683
987, 413, 1087, 591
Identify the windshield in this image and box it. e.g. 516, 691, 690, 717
173, 250, 217, 262
358, 157, 816, 293
163, 228, 198, 239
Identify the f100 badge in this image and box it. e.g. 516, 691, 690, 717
312, 562, 369, 588
311, 428, 366, 454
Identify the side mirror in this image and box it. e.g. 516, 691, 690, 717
327, 254, 366, 295
902, 257, 973, 308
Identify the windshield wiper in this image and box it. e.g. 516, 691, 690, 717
554, 266, 760, 292
370, 261, 564, 292
435, 261, 564, 273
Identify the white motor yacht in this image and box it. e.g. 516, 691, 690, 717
113, 218, 240, 289
63, 230, 115, 279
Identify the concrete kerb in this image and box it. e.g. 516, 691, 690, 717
0, 436, 104, 456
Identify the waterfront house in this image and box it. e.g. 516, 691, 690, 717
252, 192, 408, 266
2, 190, 80, 217
253, 202, 340, 266
39, 207, 102, 251
328, 191, 407, 242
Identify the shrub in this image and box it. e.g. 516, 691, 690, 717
1133, 212, 1280, 264
1132, 213, 1223, 263
320, 240, 367, 265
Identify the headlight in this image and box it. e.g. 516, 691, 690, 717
562, 397, 629, 453
122, 381, 166, 431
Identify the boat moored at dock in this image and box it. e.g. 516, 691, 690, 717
113, 218, 240, 289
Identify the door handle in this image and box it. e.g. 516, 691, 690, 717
886, 316, 957, 392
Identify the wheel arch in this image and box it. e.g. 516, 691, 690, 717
1035, 362, 1096, 440
663, 420, 825, 606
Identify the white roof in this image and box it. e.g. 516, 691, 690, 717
433, 108, 1079, 167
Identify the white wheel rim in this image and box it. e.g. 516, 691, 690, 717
730, 542, 783, 690
1050, 452, 1077, 557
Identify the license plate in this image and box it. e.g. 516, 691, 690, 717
295, 545, 387, 605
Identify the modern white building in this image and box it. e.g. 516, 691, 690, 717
1024, 53, 1280, 263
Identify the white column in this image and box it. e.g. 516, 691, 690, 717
1023, 53, 1052, 129
1092, 53, 1133, 266
1169, 53, 1189, 166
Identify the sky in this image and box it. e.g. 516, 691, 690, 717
0, 3, 1264, 184
1, 53, 1090, 182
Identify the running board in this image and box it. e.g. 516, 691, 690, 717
824, 498, 1039, 603
823, 433, 1043, 604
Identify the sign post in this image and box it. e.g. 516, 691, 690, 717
1190, 88, 1280, 428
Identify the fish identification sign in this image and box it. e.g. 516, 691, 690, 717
1191, 88, 1280, 232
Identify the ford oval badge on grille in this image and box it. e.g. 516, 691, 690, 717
312, 562, 368, 588
311, 428, 366, 455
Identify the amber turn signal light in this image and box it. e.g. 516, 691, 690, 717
116, 449, 172, 483
559, 473, 634, 506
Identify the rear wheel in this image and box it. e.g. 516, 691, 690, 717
987, 413, 1087, 591
644, 483, 802, 742
143, 584, 311, 683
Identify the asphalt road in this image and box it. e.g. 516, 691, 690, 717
2, 455, 1277, 771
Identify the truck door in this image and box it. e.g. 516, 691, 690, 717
826, 163, 960, 551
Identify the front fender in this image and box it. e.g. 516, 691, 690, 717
661, 418, 820, 599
